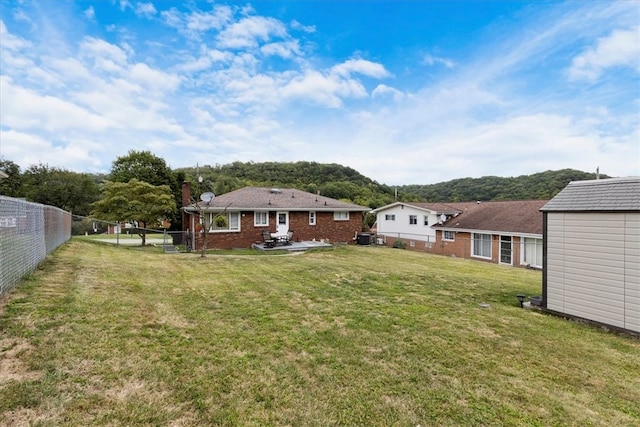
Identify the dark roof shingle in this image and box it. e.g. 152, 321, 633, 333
185, 187, 370, 212
433, 200, 548, 235
541, 177, 640, 212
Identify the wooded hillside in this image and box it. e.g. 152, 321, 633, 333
177, 162, 606, 207
399, 168, 607, 202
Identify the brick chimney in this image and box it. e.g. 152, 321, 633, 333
182, 181, 191, 207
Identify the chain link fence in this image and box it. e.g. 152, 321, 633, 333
0, 196, 72, 296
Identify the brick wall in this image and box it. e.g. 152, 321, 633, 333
191, 210, 364, 250
380, 231, 528, 268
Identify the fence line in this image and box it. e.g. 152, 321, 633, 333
0, 196, 72, 296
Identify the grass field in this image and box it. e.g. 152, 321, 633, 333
1, 240, 638, 426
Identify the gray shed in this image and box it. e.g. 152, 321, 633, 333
540, 177, 640, 333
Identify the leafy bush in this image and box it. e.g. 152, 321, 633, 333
392, 239, 406, 249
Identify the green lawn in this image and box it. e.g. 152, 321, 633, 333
1, 240, 638, 426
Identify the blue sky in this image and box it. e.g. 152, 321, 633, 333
1, 0, 638, 185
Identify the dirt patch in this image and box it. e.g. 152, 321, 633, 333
0, 338, 43, 384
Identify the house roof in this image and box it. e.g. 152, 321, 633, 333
0, 171, 8, 179
371, 201, 464, 215
184, 186, 370, 212
432, 199, 549, 235
541, 177, 640, 212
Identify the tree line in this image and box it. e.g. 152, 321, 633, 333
1, 152, 607, 236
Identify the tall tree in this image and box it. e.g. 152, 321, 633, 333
90, 179, 176, 246
19, 163, 99, 215
0, 159, 22, 197
110, 150, 181, 229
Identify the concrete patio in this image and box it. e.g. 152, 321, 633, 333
252, 240, 333, 252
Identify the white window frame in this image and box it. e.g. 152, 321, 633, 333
254, 211, 269, 226
309, 211, 316, 225
409, 215, 417, 225
334, 211, 349, 221
385, 214, 395, 221
472, 233, 492, 259
423, 216, 429, 226
208, 212, 240, 232
443, 230, 455, 241
522, 237, 542, 268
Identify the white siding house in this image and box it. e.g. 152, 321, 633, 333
371, 202, 460, 245
541, 177, 640, 334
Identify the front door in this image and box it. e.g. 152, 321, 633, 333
500, 235, 512, 264
276, 212, 289, 236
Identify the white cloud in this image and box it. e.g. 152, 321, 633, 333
0, 77, 111, 132
84, 6, 95, 21
423, 54, 455, 68
216, 16, 287, 49
372, 84, 404, 102
290, 20, 315, 33
187, 5, 233, 33
260, 41, 300, 58
568, 27, 640, 80
79, 37, 129, 73
0, 20, 31, 50
331, 59, 390, 79
135, 2, 157, 18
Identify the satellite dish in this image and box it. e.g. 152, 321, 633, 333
200, 192, 215, 202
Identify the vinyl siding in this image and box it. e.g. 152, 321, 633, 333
546, 212, 640, 332
625, 214, 640, 331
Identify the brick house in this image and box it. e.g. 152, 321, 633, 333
182, 183, 370, 250
375, 199, 547, 268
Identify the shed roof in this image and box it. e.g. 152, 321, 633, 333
184, 186, 370, 212
541, 177, 640, 212
432, 199, 548, 235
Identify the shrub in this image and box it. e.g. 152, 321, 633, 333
392, 239, 406, 249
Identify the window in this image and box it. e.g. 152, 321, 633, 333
309, 211, 316, 225
208, 212, 240, 231
443, 230, 455, 241
472, 233, 492, 258
409, 215, 417, 225
254, 211, 268, 226
523, 237, 542, 268
385, 214, 395, 221
334, 211, 349, 221
423, 216, 429, 226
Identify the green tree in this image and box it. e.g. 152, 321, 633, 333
19, 163, 99, 215
110, 150, 181, 229
0, 159, 22, 197
90, 179, 176, 246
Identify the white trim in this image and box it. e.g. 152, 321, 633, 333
309, 211, 316, 225
334, 211, 349, 221
254, 211, 269, 226
471, 232, 492, 259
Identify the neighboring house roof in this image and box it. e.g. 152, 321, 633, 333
0, 171, 8, 179
184, 186, 370, 212
371, 201, 464, 215
541, 177, 640, 212
432, 199, 549, 235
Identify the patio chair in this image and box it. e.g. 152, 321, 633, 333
262, 230, 276, 248
285, 230, 294, 245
